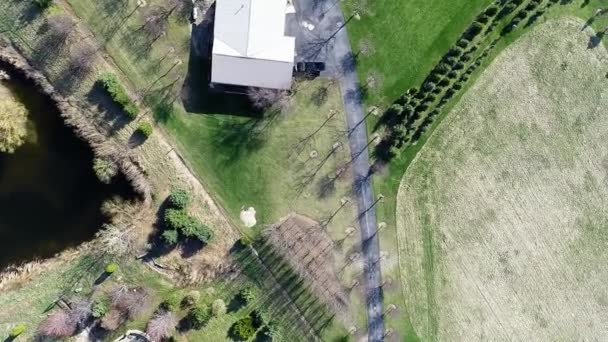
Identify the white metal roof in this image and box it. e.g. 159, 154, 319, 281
213, 0, 295, 62
211, 0, 295, 89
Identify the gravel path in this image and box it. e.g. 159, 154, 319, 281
293, 0, 385, 340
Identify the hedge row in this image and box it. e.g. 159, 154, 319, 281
375, 0, 552, 163
98, 72, 139, 119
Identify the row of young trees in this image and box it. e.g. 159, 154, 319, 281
373, 0, 562, 164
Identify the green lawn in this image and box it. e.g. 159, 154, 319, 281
342, 0, 493, 106
339, 0, 608, 339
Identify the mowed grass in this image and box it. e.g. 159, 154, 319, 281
396, 17, 608, 341
342, 0, 493, 106
63, 0, 356, 229
162, 80, 355, 227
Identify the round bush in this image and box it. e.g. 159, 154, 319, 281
162, 293, 182, 312
239, 287, 256, 304
447, 47, 462, 57
162, 229, 179, 245
239, 235, 253, 246
421, 82, 435, 92
212, 299, 227, 316
438, 79, 450, 87
164, 208, 190, 231
9, 324, 26, 338
105, 263, 119, 274
181, 217, 213, 244
485, 5, 499, 17
189, 304, 211, 328
456, 38, 469, 49
168, 189, 191, 209
230, 316, 256, 341
136, 122, 153, 139
92, 297, 110, 318
476, 14, 489, 24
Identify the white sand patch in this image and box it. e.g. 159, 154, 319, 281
240, 207, 257, 227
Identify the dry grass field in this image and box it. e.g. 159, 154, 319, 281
396, 17, 608, 341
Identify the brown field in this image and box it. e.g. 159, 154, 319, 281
396, 18, 608, 341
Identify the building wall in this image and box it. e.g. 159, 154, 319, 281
211, 54, 293, 90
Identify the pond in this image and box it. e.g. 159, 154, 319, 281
0, 66, 134, 269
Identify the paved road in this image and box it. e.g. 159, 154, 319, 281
293, 1, 385, 341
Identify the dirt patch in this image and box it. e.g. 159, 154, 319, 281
396, 18, 608, 341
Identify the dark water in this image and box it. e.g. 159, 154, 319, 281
0, 67, 134, 269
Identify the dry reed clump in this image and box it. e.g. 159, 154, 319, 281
263, 213, 349, 318
0, 246, 84, 291
0, 40, 151, 202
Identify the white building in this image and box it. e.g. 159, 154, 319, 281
211, 0, 296, 90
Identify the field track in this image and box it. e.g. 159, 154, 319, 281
396, 17, 608, 341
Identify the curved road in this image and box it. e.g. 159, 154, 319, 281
294, 1, 385, 341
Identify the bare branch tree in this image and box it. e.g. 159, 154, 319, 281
140, 7, 169, 41
100, 308, 125, 331
247, 87, 292, 113
68, 42, 97, 79
95, 223, 134, 258
109, 286, 151, 319
146, 311, 176, 342
38, 310, 77, 338
46, 14, 76, 47
69, 299, 92, 329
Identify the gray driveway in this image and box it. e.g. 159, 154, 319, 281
291, 1, 385, 341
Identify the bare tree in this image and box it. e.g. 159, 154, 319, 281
46, 14, 75, 46
38, 310, 77, 338
247, 87, 292, 113
109, 286, 151, 319
166, 0, 192, 21
100, 308, 125, 331
146, 311, 176, 342
140, 7, 169, 41
68, 42, 97, 79
95, 223, 134, 258
69, 299, 92, 328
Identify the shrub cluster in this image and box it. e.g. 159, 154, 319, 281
161, 189, 213, 245
9, 324, 26, 338
98, 73, 139, 119
167, 188, 191, 209
188, 303, 211, 329
230, 316, 257, 341
135, 121, 153, 139
92, 297, 110, 318
105, 263, 119, 274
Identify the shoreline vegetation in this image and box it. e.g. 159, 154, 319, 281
0, 41, 148, 284
0, 40, 151, 201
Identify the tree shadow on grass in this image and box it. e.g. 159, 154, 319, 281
145, 197, 178, 258
588, 31, 605, 49
87, 82, 131, 133
180, 239, 204, 258
127, 129, 147, 148
208, 109, 283, 166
